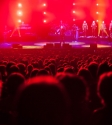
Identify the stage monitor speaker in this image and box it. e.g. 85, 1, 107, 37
62, 43, 71, 49
54, 43, 61, 48
90, 43, 97, 50
44, 43, 53, 49
12, 44, 22, 49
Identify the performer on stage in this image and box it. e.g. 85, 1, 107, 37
100, 21, 108, 38
82, 21, 88, 37
59, 20, 66, 43
91, 21, 97, 37
72, 24, 79, 41
109, 21, 112, 38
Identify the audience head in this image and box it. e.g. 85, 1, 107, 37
64, 67, 75, 74
49, 63, 56, 76
98, 72, 112, 106
97, 61, 110, 78
78, 68, 92, 85
56, 73, 89, 125
30, 68, 39, 78
6, 72, 25, 96
57, 67, 64, 73
27, 64, 33, 73
6, 62, 16, 75
17, 63, 26, 76
57, 73, 89, 102
88, 62, 98, 79
38, 69, 49, 76
8, 65, 20, 75
14, 76, 70, 125
0, 65, 6, 74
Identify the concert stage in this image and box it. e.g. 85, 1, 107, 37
0, 36, 112, 49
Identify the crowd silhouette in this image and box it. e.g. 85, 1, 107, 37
0, 48, 111, 125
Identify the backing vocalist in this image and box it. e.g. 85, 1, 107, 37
109, 21, 112, 38
100, 21, 108, 38
82, 21, 88, 37
91, 21, 97, 37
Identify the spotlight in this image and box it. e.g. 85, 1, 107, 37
43, 3, 46, 6
96, 12, 99, 14
73, 19, 75, 21
43, 20, 47, 23
73, 10, 76, 13
18, 19, 22, 23
44, 12, 46, 15
96, 20, 99, 22
96, 3, 99, 6
73, 3, 76, 6
17, 10, 23, 16
18, 3, 22, 8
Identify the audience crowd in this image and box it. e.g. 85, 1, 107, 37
0, 48, 111, 125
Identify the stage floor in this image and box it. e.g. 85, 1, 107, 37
1, 37, 112, 49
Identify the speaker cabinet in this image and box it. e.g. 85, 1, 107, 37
12, 44, 22, 49
90, 44, 97, 49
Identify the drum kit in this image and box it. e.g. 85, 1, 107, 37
49, 23, 80, 38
